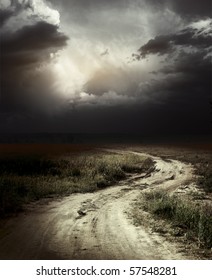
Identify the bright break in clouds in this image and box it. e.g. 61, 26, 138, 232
0, 0, 211, 134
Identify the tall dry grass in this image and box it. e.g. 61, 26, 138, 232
141, 190, 212, 249
0, 152, 153, 216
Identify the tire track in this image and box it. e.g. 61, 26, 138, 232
0, 151, 194, 259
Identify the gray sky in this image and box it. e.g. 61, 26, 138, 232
0, 0, 211, 134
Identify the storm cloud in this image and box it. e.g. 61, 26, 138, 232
137, 25, 212, 58
145, 0, 212, 19
133, 17, 212, 134
0, 0, 68, 112
0, 0, 211, 135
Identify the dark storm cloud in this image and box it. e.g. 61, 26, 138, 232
145, 0, 212, 19
140, 51, 211, 101
0, 0, 34, 27
133, 17, 212, 134
1, 0, 212, 135
137, 26, 212, 58
1, 21, 68, 55
161, 50, 211, 76
0, 9, 13, 27
137, 36, 172, 58
0, 1, 69, 113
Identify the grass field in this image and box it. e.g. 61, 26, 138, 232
140, 190, 212, 249
0, 147, 153, 217
1, 143, 211, 254
130, 146, 212, 253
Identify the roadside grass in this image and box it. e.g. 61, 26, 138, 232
135, 190, 212, 249
170, 153, 212, 194
196, 163, 212, 193
0, 152, 154, 217
177, 153, 212, 194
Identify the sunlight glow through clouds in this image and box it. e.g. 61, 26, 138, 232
53, 55, 86, 97
50, 42, 108, 98
1, 0, 211, 133
51, 39, 153, 102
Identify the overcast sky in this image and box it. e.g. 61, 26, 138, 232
0, 0, 211, 135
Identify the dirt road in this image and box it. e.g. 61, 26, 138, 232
0, 151, 194, 259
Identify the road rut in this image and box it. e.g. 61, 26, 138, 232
0, 151, 194, 259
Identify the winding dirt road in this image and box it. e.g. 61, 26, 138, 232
0, 151, 194, 259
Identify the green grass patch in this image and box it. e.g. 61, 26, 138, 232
141, 190, 212, 249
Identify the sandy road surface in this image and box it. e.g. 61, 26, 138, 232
0, 151, 194, 259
